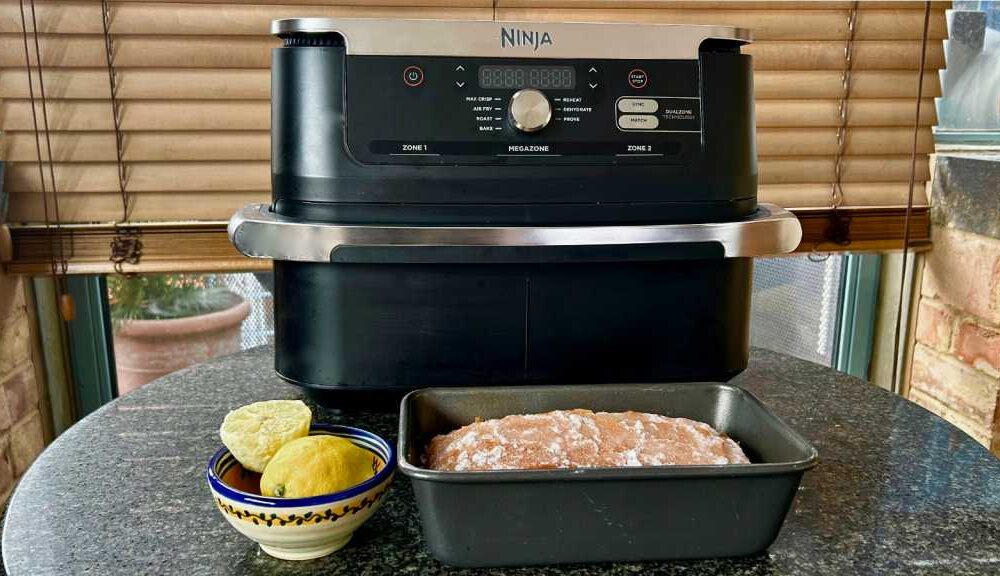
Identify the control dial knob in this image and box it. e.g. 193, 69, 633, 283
509, 89, 552, 133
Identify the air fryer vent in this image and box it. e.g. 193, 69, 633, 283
280, 34, 345, 47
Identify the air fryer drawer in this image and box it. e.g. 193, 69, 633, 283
273, 258, 752, 395
398, 382, 818, 567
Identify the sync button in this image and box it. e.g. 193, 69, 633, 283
617, 98, 658, 114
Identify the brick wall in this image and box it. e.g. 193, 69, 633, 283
909, 226, 1000, 455
0, 272, 48, 506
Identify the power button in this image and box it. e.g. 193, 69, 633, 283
403, 65, 424, 87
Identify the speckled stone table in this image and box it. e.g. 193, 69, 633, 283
4, 346, 1000, 575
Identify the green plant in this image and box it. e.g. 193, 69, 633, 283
108, 274, 241, 325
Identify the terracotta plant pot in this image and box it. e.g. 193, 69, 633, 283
113, 298, 251, 395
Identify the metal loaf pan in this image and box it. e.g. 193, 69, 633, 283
398, 382, 818, 567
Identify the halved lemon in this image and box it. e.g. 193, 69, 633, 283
219, 400, 312, 473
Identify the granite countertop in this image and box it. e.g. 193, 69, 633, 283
4, 346, 1000, 575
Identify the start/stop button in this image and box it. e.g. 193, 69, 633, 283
627, 69, 648, 89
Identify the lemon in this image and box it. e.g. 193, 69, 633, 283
260, 435, 377, 498
219, 400, 312, 473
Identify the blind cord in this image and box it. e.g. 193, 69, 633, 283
890, 0, 932, 394
100, 0, 143, 274
18, 0, 66, 277
809, 1, 859, 262
20, 0, 75, 320
830, 1, 860, 212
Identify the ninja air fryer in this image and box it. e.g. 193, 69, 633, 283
229, 19, 802, 406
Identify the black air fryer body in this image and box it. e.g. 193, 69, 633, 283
229, 19, 801, 405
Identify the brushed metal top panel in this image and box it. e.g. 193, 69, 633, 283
271, 18, 751, 60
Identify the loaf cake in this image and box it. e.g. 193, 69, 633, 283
425, 409, 749, 471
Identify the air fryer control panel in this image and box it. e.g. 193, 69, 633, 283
345, 57, 702, 165
270, 19, 756, 223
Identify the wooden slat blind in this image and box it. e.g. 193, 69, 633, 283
0, 0, 944, 227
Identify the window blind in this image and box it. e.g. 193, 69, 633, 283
0, 1, 944, 271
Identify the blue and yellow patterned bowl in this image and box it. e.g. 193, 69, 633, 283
206, 424, 395, 560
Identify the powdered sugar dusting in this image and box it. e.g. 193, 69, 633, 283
425, 409, 750, 471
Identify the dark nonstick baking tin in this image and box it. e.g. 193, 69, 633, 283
398, 382, 818, 567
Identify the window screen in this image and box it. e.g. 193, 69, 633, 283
751, 255, 845, 367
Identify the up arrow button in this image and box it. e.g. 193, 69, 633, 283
455, 65, 466, 72
588, 67, 598, 73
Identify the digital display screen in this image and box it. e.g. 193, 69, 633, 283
478, 65, 575, 90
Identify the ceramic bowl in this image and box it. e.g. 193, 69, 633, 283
207, 424, 395, 560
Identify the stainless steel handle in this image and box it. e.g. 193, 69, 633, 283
228, 203, 802, 262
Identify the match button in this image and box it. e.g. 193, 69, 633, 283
617, 114, 660, 130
